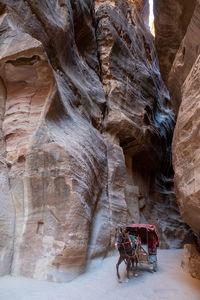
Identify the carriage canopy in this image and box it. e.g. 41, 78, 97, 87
126, 224, 159, 246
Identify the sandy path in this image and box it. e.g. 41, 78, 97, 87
0, 250, 200, 300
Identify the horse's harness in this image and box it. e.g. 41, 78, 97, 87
116, 233, 135, 256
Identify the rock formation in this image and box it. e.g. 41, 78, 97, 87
168, 1, 200, 113
182, 244, 200, 280
154, 0, 200, 279
0, 0, 189, 282
154, 0, 196, 86
173, 55, 200, 239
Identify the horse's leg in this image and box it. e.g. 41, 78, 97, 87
116, 256, 123, 283
130, 257, 134, 275
136, 255, 138, 270
134, 255, 138, 277
125, 257, 130, 282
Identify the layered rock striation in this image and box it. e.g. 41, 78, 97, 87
172, 55, 200, 239
0, 0, 188, 281
154, 0, 200, 279
154, 0, 196, 86
168, 1, 200, 113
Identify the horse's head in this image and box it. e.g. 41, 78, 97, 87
115, 227, 125, 245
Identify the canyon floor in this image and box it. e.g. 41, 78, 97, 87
0, 250, 200, 300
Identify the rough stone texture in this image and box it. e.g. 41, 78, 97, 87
154, 0, 200, 279
181, 244, 200, 280
172, 55, 200, 279
154, 0, 196, 84
0, 0, 109, 282
168, 1, 200, 113
96, 0, 186, 248
0, 0, 188, 282
0, 77, 15, 275
172, 55, 200, 239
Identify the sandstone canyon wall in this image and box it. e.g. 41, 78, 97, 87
0, 0, 189, 282
154, 0, 200, 279
154, 0, 196, 87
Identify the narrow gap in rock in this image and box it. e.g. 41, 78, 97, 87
149, 0, 155, 36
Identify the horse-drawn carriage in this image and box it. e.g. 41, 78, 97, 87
126, 224, 159, 272
115, 224, 159, 282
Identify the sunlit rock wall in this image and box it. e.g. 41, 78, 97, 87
0, 0, 187, 281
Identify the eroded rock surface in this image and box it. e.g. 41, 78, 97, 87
181, 244, 200, 280
157, 0, 200, 279
168, 1, 200, 113
96, 0, 186, 248
0, 0, 188, 281
154, 0, 196, 84
0, 77, 15, 276
172, 55, 200, 239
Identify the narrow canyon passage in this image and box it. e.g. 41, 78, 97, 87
0, 0, 199, 291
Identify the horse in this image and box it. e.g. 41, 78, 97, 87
115, 227, 137, 282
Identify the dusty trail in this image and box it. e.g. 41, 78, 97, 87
0, 250, 200, 300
